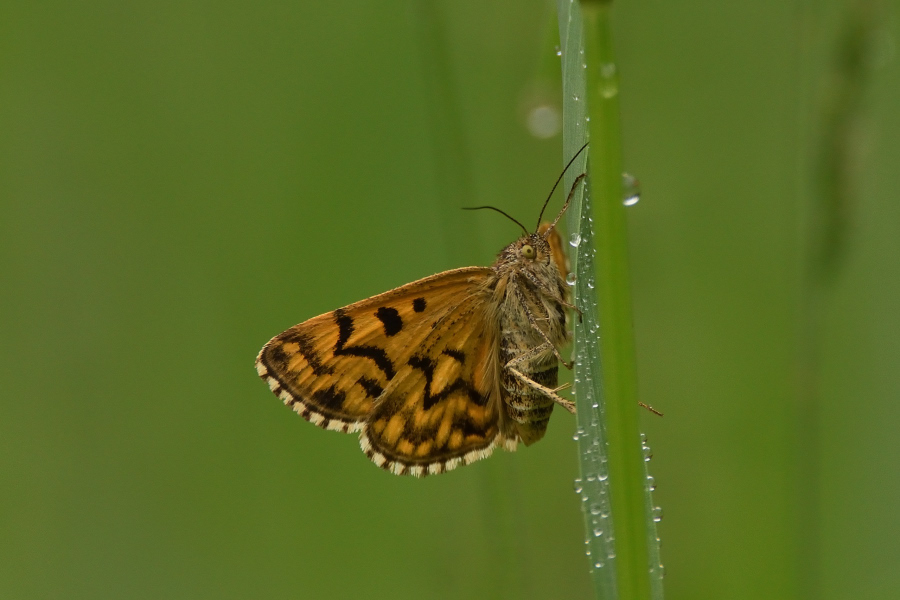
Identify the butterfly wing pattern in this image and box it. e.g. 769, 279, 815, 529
360, 286, 515, 476
256, 227, 573, 477
256, 266, 517, 475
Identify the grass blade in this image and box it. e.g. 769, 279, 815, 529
559, 1, 662, 598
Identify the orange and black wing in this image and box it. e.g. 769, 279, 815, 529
256, 267, 494, 436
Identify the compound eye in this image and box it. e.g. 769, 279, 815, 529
521, 244, 535, 259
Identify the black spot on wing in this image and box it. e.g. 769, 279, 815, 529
357, 376, 384, 399
375, 306, 403, 336
441, 348, 466, 364
413, 297, 426, 312
403, 411, 493, 446
457, 413, 492, 439
408, 354, 487, 410
261, 343, 290, 372
333, 309, 396, 380
335, 308, 354, 346
407, 355, 437, 407
311, 384, 346, 412
275, 331, 334, 376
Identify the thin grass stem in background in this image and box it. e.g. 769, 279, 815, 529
413, 7, 534, 598
793, 3, 881, 599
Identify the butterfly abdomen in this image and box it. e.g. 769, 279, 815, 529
501, 348, 557, 445
498, 289, 569, 445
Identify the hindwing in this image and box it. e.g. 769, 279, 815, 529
360, 293, 518, 476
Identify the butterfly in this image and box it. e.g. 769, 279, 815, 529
256, 149, 588, 477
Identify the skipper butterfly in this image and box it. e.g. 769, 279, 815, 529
256, 149, 588, 476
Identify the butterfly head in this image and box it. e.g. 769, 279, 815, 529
516, 232, 551, 264
492, 226, 569, 318
495, 230, 559, 275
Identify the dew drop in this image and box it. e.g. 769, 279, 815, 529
569, 232, 581, 247
566, 272, 577, 286
593, 527, 604, 537
589, 503, 603, 516
652, 506, 663, 522
642, 439, 653, 461
573, 478, 583, 494
554, 45, 561, 57
622, 172, 641, 206
646, 475, 656, 491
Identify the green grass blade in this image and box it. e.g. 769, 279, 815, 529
558, 1, 616, 598
559, 1, 662, 598
582, 3, 653, 598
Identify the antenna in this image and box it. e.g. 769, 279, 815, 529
462, 205, 528, 235
536, 141, 590, 229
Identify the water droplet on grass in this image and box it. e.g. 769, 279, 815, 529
622, 172, 641, 206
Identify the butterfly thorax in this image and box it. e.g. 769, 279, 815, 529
489, 231, 570, 445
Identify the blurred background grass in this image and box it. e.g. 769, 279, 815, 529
1, 1, 898, 599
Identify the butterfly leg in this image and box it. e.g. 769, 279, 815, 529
518, 269, 570, 306
507, 366, 576, 414
519, 269, 583, 322
513, 284, 572, 369
558, 299, 583, 322
504, 341, 552, 369
517, 269, 583, 322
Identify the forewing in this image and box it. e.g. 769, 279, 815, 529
256, 267, 492, 433
360, 293, 518, 477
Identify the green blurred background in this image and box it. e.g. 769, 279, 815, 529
2, 1, 898, 599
